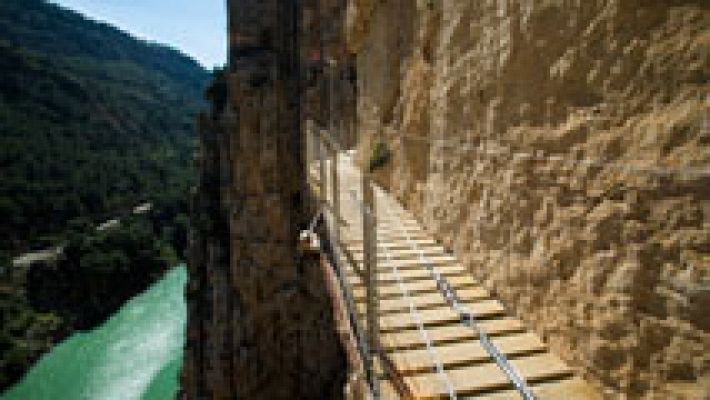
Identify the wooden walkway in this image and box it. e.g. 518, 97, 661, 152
327, 154, 602, 399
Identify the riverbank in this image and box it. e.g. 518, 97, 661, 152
0, 215, 180, 390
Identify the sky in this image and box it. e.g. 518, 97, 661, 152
52, 0, 227, 69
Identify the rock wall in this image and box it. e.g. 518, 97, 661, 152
346, 1, 709, 398
181, 1, 345, 398
303, 0, 359, 148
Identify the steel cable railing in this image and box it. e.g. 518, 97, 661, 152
307, 121, 382, 399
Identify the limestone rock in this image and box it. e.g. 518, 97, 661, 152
347, 1, 710, 398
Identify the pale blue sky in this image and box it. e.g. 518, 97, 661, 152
51, 0, 227, 69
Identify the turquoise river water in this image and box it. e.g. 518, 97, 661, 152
1, 265, 187, 400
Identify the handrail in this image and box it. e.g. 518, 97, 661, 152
305, 121, 548, 399
306, 120, 381, 399
327, 235, 376, 399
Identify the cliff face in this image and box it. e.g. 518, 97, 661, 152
182, 1, 344, 398
347, 1, 709, 398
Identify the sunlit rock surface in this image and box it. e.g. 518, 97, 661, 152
348, 1, 709, 398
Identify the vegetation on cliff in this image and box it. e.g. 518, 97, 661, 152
0, 0, 208, 390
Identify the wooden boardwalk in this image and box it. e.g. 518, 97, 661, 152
327, 154, 602, 399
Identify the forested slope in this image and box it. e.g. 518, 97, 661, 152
0, 0, 208, 254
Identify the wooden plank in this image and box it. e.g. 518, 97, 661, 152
381, 318, 525, 351
340, 217, 420, 225
389, 332, 546, 375
357, 229, 425, 238
347, 219, 421, 228
372, 228, 425, 235
372, 226, 422, 234
376, 266, 467, 282
374, 301, 506, 332
380, 289, 490, 312
380, 256, 458, 268
379, 225, 421, 233
347, 256, 461, 272
344, 222, 422, 231
342, 231, 432, 243
351, 261, 462, 274
342, 238, 440, 251
349, 274, 478, 294
352, 275, 479, 299
346, 261, 461, 276
406, 353, 574, 399
343, 235, 432, 245
379, 239, 442, 249
360, 288, 490, 314
347, 265, 467, 284
348, 247, 450, 260
470, 377, 604, 400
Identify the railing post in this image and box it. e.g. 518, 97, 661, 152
362, 170, 380, 398
317, 127, 327, 208
306, 120, 313, 184
330, 144, 340, 227
329, 62, 335, 141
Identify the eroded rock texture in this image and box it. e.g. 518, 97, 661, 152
182, 1, 344, 398
347, 1, 709, 398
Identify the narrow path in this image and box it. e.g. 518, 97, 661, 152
331, 154, 602, 399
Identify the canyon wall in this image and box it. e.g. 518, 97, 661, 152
181, 1, 344, 398
346, 1, 709, 398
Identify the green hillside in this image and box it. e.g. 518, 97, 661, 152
0, 0, 209, 254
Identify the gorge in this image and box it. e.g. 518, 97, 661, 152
5, 0, 703, 399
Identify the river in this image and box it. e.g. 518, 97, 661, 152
1, 266, 186, 400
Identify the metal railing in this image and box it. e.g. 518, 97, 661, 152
305, 120, 544, 400
306, 120, 381, 399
